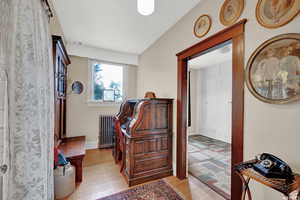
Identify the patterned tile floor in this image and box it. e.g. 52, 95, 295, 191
188, 135, 231, 199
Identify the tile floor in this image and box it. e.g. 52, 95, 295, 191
188, 135, 231, 199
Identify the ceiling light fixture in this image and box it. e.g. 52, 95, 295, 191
137, 0, 155, 16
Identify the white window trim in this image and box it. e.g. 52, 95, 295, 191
87, 59, 126, 107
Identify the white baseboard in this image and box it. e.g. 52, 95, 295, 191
85, 140, 98, 150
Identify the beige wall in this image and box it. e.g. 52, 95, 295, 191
48, 9, 138, 148
137, 0, 300, 199
66, 56, 137, 147
190, 61, 232, 144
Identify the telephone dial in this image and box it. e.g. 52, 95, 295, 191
253, 153, 294, 183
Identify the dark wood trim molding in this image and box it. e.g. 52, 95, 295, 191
176, 57, 188, 180
176, 19, 247, 200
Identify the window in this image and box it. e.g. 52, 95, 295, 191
91, 62, 123, 102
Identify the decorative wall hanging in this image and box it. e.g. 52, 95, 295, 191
71, 81, 84, 94
246, 33, 300, 104
256, 0, 300, 29
193, 15, 211, 38
220, 0, 244, 26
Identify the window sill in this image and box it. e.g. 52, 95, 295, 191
87, 100, 122, 107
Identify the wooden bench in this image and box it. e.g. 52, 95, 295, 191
59, 136, 86, 182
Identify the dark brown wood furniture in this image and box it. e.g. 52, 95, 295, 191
52, 35, 86, 182
113, 100, 136, 169
114, 98, 173, 186
52, 35, 70, 143
176, 19, 247, 200
59, 136, 86, 182
235, 160, 300, 200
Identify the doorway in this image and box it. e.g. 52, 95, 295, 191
176, 20, 246, 200
188, 41, 232, 199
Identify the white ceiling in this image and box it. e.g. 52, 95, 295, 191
189, 43, 232, 69
52, 0, 202, 54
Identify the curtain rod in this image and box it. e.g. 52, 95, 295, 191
42, 0, 53, 19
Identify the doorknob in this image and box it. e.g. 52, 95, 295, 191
0, 164, 8, 175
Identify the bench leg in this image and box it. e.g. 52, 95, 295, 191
69, 157, 84, 182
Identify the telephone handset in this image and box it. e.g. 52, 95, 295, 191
253, 153, 294, 183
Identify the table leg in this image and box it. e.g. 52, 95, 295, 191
284, 191, 299, 200
69, 157, 83, 182
245, 178, 252, 200
236, 172, 252, 200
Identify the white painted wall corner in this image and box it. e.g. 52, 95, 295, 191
85, 140, 99, 150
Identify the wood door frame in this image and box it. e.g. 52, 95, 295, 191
176, 19, 247, 200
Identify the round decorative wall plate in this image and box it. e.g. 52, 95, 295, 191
193, 15, 212, 38
220, 0, 244, 26
246, 33, 300, 104
256, 0, 300, 29
71, 81, 84, 95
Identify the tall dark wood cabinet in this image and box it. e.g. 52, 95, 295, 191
52, 35, 70, 145
52, 36, 86, 183
115, 99, 173, 186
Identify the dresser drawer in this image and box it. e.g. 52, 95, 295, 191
134, 156, 168, 173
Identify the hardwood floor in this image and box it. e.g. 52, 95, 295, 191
61, 149, 224, 200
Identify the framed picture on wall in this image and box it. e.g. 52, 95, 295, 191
256, 0, 300, 29
246, 33, 300, 104
219, 0, 244, 26
193, 15, 212, 38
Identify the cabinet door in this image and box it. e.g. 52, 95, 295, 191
52, 35, 70, 143
57, 54, 66, 98
53, 46, 67, 140
60, 99, 66, 138
54, 98, 61, 142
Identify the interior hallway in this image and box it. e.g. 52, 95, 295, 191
62, 149, 224, 200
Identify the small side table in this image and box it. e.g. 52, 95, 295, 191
235, 160, 300, 200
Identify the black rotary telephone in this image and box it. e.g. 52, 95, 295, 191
253, 153, 294, 183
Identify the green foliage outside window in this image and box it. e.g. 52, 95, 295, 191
93, 63, 123, 101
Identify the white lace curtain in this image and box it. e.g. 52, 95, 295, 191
0, 68, 9, 200
0, 0, 54, 199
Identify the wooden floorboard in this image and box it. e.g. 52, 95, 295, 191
61, 149, 224, 200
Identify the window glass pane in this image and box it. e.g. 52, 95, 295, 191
93, 63, 123, 101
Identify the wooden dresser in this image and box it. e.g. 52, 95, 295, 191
115, 98, 173, 186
